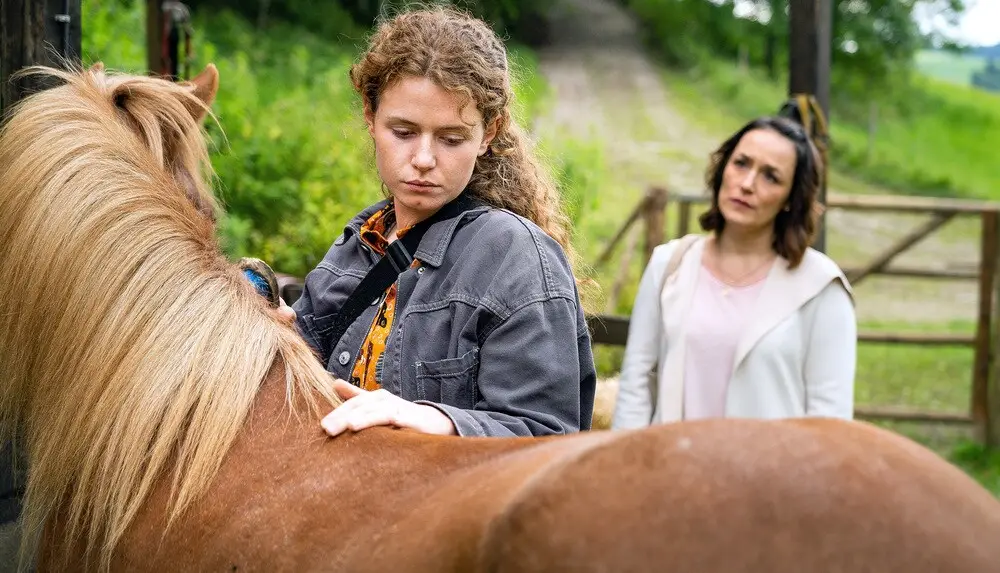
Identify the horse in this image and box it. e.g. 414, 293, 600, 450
1, 63, 999, 573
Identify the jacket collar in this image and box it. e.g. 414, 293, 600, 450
731, 247, 853, 370
342, 196, 490, 268
343, 199, 391, 237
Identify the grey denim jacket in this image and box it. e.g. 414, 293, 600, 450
293, 199, 596, 437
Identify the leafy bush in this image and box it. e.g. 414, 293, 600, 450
82, 0, 146, 70
189, 12, 383, 276
82, 1, 574, 278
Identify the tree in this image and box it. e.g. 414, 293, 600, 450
627, 0, 967, 100
972, 58, 1000, 93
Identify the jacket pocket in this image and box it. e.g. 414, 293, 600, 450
415, 348, 479, 410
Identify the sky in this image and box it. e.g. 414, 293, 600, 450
719, 0, 1000, 48
916, 0, 1000, 47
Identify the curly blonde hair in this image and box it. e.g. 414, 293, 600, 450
349, 6, 576, 264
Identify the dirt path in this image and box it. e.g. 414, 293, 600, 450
532, 0, 981, 326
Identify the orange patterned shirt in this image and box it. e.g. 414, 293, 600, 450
350, 205, 418, 391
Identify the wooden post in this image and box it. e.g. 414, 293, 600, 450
1, 0, 81, 116
973, 210, 999, 445
0, 0, 80, 534
990, 263, 1000, 449
595, 196, 648, 268
677, 200, 691, 239
845, 212, 953, 286
148, 2, 193, 80
643, 187, 668, 263
788, 0, 832, 253
605, 225, 641, 314
146, 0, 164, 75
788, 0, 831, 116
867, 101, 878, 165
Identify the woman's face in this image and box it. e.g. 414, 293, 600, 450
716, 128, 797, 234
365, 75, 496, 229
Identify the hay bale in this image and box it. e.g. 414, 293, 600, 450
591, 377, 619, 430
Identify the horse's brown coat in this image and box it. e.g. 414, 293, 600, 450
39, 362, 1000, 572
2, 65, 999, 573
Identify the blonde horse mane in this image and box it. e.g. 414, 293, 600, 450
0, 64, 339, 570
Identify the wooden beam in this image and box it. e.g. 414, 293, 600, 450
846, 213, 953, 286
1, 0, 44, 114
991, 238, 1000, 448
839, 266, 978, 281
45, 0, 81, 62
677, 200, 692, 239
829, 194, 1000, 215
973, 211, 999, 446
277, 274, 304, 306
0, 0, 81, 531
857, 331, 975, 346
586, 314, 630, 346
854, 406, 972, 426
669, 192, 1000, 216
146, 0, 164, 75
643, 187, 668, 263
788, 0, 832, 253
605, 225, 641, 314
789, 0, 832, 119
585, 314, 975, 348
1, 0, 80, 116
595, 196, 647, 268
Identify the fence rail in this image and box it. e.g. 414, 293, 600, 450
275, 188, 1000, 447
590, 188, 1000, 447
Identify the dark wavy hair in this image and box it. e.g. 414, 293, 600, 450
698, 116, 824, 268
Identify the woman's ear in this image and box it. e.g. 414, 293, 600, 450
478, 117, 499, 156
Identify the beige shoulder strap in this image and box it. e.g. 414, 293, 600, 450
659, 234, 700, 295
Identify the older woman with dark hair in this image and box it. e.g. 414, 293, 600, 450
612, 116, 856, 429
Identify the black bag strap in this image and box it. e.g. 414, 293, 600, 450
324, 192, 483, 348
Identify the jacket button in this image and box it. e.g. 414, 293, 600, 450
417, 267, 425, 275
338, 351, 351, 366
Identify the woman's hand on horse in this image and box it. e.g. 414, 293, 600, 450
321, 380, 458, 437
275, 298, 296, 324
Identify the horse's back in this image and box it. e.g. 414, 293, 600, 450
478, 418, 1000, 573
107, 415, 616, 572
325, 429, 621, 572
55, 404, 1000, 572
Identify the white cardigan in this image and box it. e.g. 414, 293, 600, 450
612, 235, 857, 429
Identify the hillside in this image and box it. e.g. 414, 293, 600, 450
975, 43, 1000, 59
916, 49, 988, 85
534, 0, 998, 493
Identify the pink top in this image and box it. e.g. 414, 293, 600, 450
682, 264, 766, 420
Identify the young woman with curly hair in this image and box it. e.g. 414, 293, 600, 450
289, 6, 596, 438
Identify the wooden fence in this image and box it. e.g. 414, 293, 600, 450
586, 187, 1000, 447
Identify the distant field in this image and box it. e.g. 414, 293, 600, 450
916, 50, 988, 86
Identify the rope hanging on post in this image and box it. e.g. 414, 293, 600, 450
160, 2, 194, 80
778, 93, 830, 192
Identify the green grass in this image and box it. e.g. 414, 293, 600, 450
658, 58, 1000, 201
81, 0, 1000, 496
855, 320, 975, 415
950, 441, 1000, 496
916, 49, 988, 86
526, 24, 1000, 495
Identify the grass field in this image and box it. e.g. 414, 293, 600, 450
655, 57, 1000, 201
558, 47, 1000, 496
81, 0, 999, 497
